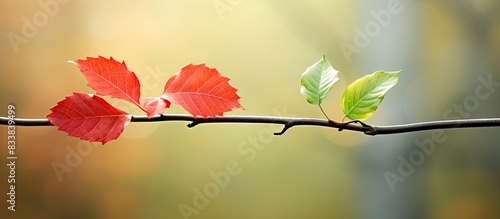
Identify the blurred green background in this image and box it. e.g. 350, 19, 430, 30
1, 0, 500, 218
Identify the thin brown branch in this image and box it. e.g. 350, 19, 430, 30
1, 115, 500, 136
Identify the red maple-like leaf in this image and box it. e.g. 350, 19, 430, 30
142, 97, 171, 118
69, 56, 145, 112
47, 92, 132, 144
160, 64, 244, 117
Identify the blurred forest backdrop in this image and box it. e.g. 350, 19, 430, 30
1, 0, 500, 218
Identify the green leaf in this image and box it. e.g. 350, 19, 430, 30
300, 56, 339, 105
341, 70, 402, 121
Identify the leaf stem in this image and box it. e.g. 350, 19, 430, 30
318, 104, 331, 121
318, 104, 346, 125
317, 104, 375, 132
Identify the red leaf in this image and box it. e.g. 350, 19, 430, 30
69, 56, 145, 112
47, 92, 131, 144
142, 97, 171, 118
161, 64, 244, 117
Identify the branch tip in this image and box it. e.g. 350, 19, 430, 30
274, 122, 293, 135
187, 121, 199, 128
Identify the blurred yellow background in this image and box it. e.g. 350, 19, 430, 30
1, 0, 500, 218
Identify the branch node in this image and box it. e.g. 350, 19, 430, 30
336, 120, 357, 132
356, 121, 377, 135
337, 120, 375, 133
364, 128, 378, 135
353, 120, 370, 127
274, 122, 293, 135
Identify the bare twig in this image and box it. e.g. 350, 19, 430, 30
1, 115, 500, 136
